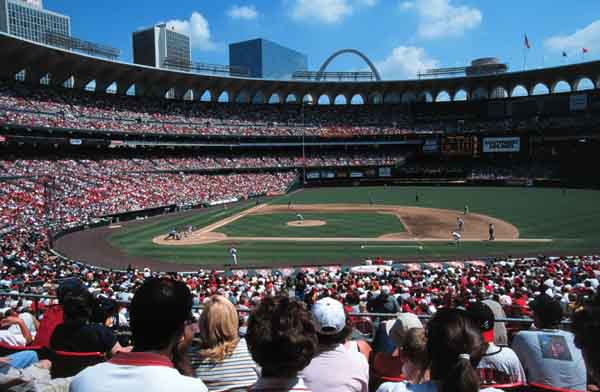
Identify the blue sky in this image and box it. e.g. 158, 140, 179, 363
46, 0, 600, 80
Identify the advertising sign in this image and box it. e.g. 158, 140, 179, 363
482, 137, 520, 153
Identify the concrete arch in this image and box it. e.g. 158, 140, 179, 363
318, 49, 382, 81
435, 91, 451, 102
235, 90, 251, 103
417, 91, 433, 103
351, 94, 365, 105
318, 94, 332, 105
454, 89, 468, 101
551, 80, 572, 93
402, 91, 417, 103
511, 85, 528, 97
575, 77, 595, 91
252, 91, 266, 104
490, 86, 509, 99
471, 87, 489, 100
383, 92, 401, 104
268, 93, 281, 104
199, 90, 212, 102
369, 92, 383, 104
531, 82, 550, 95
303, 93, 315, 104
285, 93, 299, 103
217, 91, 230, 102
334, 94, 348, 105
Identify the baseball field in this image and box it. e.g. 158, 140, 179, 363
78, 186, 600, 268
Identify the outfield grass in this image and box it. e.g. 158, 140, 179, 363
217, 212, 405, 238
107, 187, 600, 266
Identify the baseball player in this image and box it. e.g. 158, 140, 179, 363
288, 200, 292, 209
452, 231, 462, 245
489, 223, 495, 241
229, 247, 238, 265
457, 217, 465, 232
464, 205, 469, 215
296, 213, 304, 222
415, 193, 420, 203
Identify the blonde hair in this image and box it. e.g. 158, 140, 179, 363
197, 295, 240, 362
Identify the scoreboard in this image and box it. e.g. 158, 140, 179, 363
441, 136, 479, 157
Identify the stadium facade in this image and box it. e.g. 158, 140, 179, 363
229, 38, 308, 79
0, 0, 70, 44
132, 23, 191, 69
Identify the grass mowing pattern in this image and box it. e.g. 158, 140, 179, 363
107, 187, 600, 266
217, 212, 405, 238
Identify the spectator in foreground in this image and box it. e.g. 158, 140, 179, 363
300, 297, 369, 392
467, 302, 526, 384
377, 308, 494, 392
246, 296, 318, 391
70, 278, 207, 392
191, 295, 258, 391
511, 294, 586, 391
33, 278, 86, 348
50, 289, 126, 356
572, 294, 600, 383
400, 328, 429, 384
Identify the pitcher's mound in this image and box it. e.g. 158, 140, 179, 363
287, 220, 327, 227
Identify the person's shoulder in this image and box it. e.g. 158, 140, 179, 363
377, 382, 435, 392
172, 374, 208, 392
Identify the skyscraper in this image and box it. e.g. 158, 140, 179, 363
229, 38, 307, 79
132, 24, 191, 69
0, 0, 70, 44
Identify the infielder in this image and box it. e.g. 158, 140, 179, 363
229, 247, 238, 265
457, 217, 465, 232
296, 213, 304, 222
452, 231, 462, 245
489, 223, 495, 241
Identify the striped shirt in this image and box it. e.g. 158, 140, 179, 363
191, 338, 259, 392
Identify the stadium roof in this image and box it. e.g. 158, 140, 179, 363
0, 33, 598, 104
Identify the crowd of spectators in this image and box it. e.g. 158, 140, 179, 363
0, 255, 598, 390
3, 83, 598, 138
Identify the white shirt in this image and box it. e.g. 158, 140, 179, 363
479, 343, 527, 383
300, 344, 369, 392
70, 352, 207, 392
377, 381, 503, 392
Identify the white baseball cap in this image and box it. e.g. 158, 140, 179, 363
312, 297, 346, 335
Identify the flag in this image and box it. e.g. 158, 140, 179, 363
524, 34, 531, 49
562, 51, 568, 57
583, 48, 589, 53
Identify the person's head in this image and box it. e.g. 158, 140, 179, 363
387, 312, 423, 349
402, 328, 429, 382
572, 295, 600, 383
92, 296, 118, 326
311, 297, 352, 346
466, 301, 495, 343
62, 289, 94, 324
130, 277, 193, 353
57, 278, 87, 305
246, 296, 318, 378
197, 295, 240, 361
426, 308, 486, 392
530, 294, 563, 329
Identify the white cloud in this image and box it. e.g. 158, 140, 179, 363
290, 0, 376, 24
165, 12, 216, 51
228, 5, 259, 20
376, 46, 439, 79
400, 0, 482, 39
545, 20, 600, 53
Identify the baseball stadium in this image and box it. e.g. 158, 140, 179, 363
4, 1, 600, 390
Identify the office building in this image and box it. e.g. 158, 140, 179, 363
0, 0, 70, 44
229, 38, 307, 79
133, 24, 191, 69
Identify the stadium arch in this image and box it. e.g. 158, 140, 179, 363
551, 80, 572, 93
453, 89, 468, 101
350, 94, 365, 105
531, 82, 550, 95
317, 49, 382, 81
511, 85, 529, 97
575, 77, 595, 91
435, 91, 451, 102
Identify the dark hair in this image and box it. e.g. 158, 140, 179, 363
92, 297, 118, 324
130, 278, 192, 351
246, 296, 318, 377
572, 295, 600, 383
62, 290, 94, 324
426, 308, 486, 392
